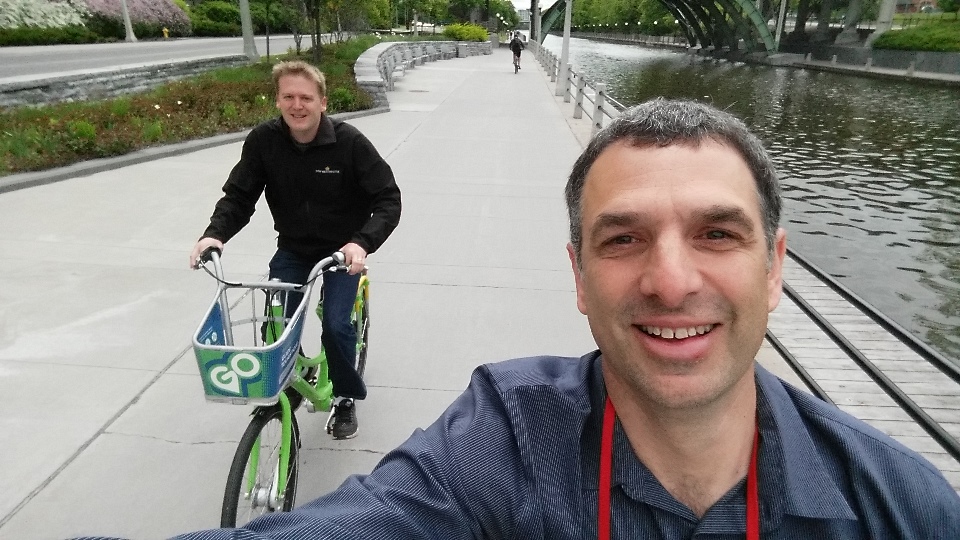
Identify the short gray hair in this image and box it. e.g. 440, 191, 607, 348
565, 98, 781, 265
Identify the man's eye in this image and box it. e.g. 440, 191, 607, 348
705, 230, 729, 240
609, 235, 635, 245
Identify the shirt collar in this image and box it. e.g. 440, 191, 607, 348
754, 365, 857, 522
585, 354, 857, 526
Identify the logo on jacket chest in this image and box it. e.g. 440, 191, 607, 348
315, 166, 341, 175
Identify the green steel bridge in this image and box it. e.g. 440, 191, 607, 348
539, 0, 777, 53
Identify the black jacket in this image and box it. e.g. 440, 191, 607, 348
203, 114, 401, 261
509, 38, 524, 54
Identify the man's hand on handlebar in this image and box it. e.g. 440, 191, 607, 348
190, 237, 224, 269
339, 242, 367, 275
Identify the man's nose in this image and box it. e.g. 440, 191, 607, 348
638, 239, 703, 308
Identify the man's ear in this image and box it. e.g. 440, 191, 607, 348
767, 228, 787, 312
568, 243, 588, 315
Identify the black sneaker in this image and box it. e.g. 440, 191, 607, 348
331, 399, 358, 439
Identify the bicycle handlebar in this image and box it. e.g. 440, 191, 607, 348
197, 249, 348, 289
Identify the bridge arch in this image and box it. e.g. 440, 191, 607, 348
540, 0, 776, 53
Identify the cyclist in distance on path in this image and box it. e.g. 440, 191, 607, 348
509, 32, 525, 71
188, 60, 401, 440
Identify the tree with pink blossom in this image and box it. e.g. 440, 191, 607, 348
83, 0, 191, 38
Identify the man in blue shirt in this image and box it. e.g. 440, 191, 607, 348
93, 99, 958, 539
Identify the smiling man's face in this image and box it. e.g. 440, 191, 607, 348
569, 140, 786, 411
276, 73, 327, 143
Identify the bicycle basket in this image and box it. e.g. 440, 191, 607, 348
192, 282, 310, 405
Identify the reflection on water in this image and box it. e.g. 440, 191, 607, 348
543, 36, 960, 364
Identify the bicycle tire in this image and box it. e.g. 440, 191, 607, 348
221, 407, 299, 527
354, 280, 370, 378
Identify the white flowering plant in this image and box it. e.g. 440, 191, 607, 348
0, 0, 89, 29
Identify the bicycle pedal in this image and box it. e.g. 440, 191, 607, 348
324, 407, 337, 433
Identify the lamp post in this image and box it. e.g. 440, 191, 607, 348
556, 0, 572, 96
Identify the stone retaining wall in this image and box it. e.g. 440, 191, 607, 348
805, 45, 960, 74
0, 55, 250, 108
355, 40, 492, 98
2, 39, 494, 111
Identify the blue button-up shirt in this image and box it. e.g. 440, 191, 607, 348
161, 352, 959, 538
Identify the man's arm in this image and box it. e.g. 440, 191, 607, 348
201, 132, 269, 246
348, 131, 401, 255
170, 366, 527, 539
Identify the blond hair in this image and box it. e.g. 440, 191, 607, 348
272, 61, 327, 97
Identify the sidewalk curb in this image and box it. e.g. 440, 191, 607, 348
0, 106, 390, 195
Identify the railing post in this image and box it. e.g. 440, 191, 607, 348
562, 63, 573, 102
556, 62, 568, 96
550, 53, 557, 82
592, 83, 606, 136
573, 75, 586, 119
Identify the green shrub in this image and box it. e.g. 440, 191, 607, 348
142, 120, 163, 142
443, 23, 488, 42
83, 13, 121, 39
249, 1, 296, 33
872, 20, 960, 52
220, 102, 239, 119
110, 98, 131, 116
66, 120, 97, 151
0, 39, 377, 176
327, 87, 356, 112
191, 18, 239, 36
193, 1, 240, 25
0, 24, 98, 45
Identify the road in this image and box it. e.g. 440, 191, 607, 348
0, 35, 308, 83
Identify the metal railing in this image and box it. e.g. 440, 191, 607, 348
528, 40, 627, 136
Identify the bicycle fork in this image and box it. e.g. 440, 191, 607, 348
246, 394, 294, 511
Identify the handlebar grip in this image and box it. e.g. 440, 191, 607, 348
199, 246, 222, 264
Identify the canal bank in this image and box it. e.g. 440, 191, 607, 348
566, 32, 960, 87
538, 33, 960, 368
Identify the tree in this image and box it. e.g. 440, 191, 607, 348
938, 0, 958, 12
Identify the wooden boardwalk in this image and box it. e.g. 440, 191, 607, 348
768, 255, 960, 491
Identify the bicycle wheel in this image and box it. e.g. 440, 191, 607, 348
353, 279, 370, 378
221, 407, 300, 527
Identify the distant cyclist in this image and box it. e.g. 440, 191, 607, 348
509, 32, 525, 72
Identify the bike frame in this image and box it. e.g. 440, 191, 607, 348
247, 269, 369, 502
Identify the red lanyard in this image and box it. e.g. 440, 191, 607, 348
598, 396, 760, 540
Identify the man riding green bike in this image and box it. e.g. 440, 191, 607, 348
189, 60, 401, 439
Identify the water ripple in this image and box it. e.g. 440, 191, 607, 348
543, 35, 960, 364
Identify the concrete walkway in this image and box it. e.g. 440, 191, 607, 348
0, 47, 800, 539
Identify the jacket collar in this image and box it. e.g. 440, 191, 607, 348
277, 113, 337, 147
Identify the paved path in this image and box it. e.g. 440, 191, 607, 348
0, 47, 802, 539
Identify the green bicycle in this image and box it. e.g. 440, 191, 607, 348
192, 249, 370, 527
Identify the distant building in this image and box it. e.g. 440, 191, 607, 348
896, 0, 936, 12
517, 9, 530, 29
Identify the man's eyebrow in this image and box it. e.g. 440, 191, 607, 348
699, 205, 756, 232
588, 211, 646, 242
587, 206, 756, 241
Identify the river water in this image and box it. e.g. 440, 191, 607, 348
542, 35, 960, 365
